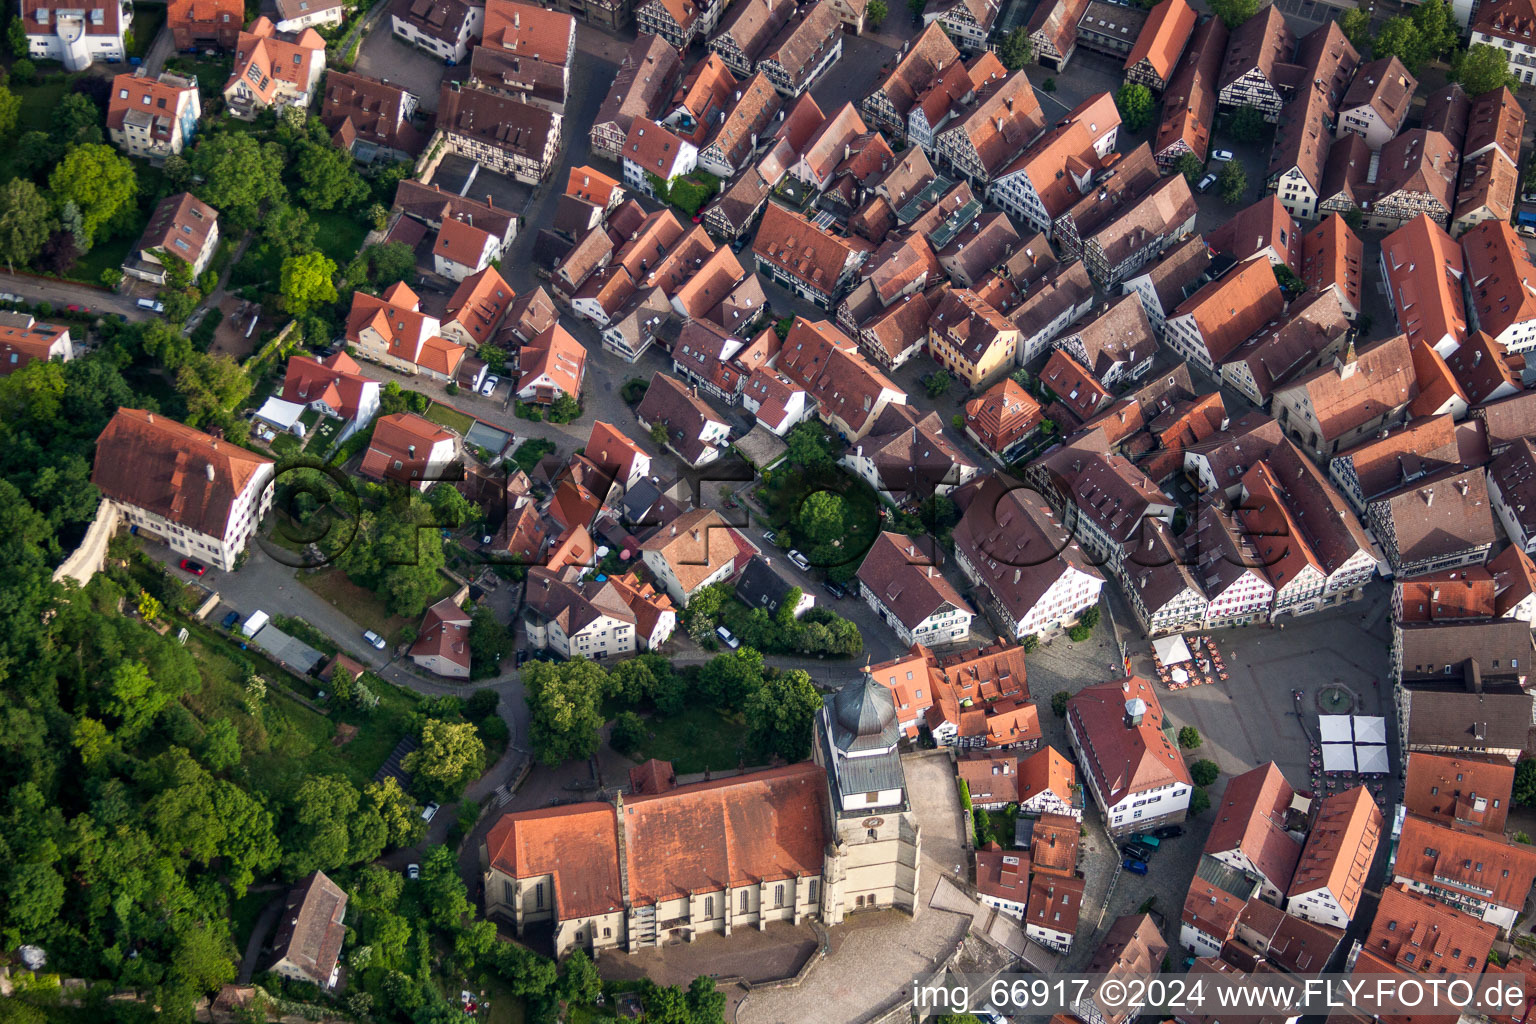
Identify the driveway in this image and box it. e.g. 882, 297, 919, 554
354, 28, 451, 112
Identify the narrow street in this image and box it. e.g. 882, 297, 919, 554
0, 270, 153, 321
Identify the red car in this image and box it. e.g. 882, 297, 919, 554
179, 558, 207, 576
66, 304, 82, 312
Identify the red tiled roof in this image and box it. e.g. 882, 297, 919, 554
1124, 0, 1196, 81
1203, 762, 1302, 893
485, 803, 623, 918
1402, 752, 1514, 833
1067, 676, 1191, 806
482, 0, 574, 63
410, 596, 471, 669
445, 266, 512, 347
1287, 786, 1381, 918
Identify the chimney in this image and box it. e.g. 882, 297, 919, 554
408, 444, 417, 458
1013, 568, 1020, 584
205, 463, 216, 482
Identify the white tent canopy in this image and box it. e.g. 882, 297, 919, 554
1356, 744, 1390, 774
1321, 743, 1355, 772
1319, 715, 1353, 743
1353, 716, 1387, 744
1153, 635, 1193, 665
255, 396, 307, 435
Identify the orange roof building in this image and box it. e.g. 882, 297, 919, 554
1402, 751, 1514, 833
168, 0, 243, 48
92, 408, 275, 572
975, 844, 1029, 918
442, 266, 512, 349
1381, 214, 1468, 356
1018, 746, 1080, 819
1392, 567, 1498, 624
359, 412, 459, 492
107, 69, 202, 160
1067, 675, 1192, 836
1461, 219, 1536, 355
409, 597, 471, 678
515, 324, 586, 404
1165, 255, 1287, 375
0, 314, 72, 377
1025, 873, 1085, 953
1286, 786, 1381, 929
1392, 813, 1536, 931
964, 377, 1043, 463
1124, 0, 1197, 90
281, 351, 381, 435
1031, 812, 1081, 878
223, 17, 326, 118
1202, 762, 1303, 903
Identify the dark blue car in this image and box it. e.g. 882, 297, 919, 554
1122, 857, 1148, 875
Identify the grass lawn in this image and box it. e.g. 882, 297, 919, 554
163, 55, 235, 104
424, 401, 476, 436
313, 208, 371, 266
479, 976, 529, 1024
511, 437, 556, 474
631, 705, 747, 774
304, 415, 344, 454
65, 162, 168, 286
299, 567, 419, 643
128, 3, 167, 58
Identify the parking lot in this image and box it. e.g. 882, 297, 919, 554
354, 27, 451, 111
430, 154, 535, 213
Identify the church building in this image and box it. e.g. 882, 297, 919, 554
480, 673, 922, 954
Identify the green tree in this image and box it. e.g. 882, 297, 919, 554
280, 251, 339, 315
192, 131, 287, 228
105, 660, 170, 742
282, 773, 368, 875
1115, 83, 1154, 132
526, 658, 609, 766
643, 984, 693, 1024
7, 16, 26, 56
1412, 0, 1457, 62
48, 143, 138, 245
1374, 16, 1426, 72
1189, 787, 1212, 815
744, 669, 822, 761
1229, 104, 1271, 144
798, 490, 847, 546
0, 178, 53, 272
610, 710, 646, 754
200, 717, 242, 771
361, 240, 416, 288
176, 353, 252, 425
1454, 43, 1520, 94
0, 85, 19, 138
1218, 159, 1247, 204
549, 392, 581, 424
365, 776, 426, 848
296, 141, 368, 210
418, 845, 472, 929
866, 0, 887, 25
973, 807, 995, 846
468, 604, 511, 678
1051, 690, 1070, 717
262, 203, 318, 258
997, 26, 1033, 69
1338, 6, 1371, 48
1191, 759, 1220, 786
403, 719, 486, 801
696, 646, 765, 708
51, 93, 103, 148
1172, 151, 1204, 186
1515, 759, 1536, 806
924, 369, 952, 397
1178, 726, 1202, 749
141, 318, 195, 370
1208, 0, 1262, 27
560, 949, 602, 1005
687, 976, 728, 1024
650, 420, 670, 447
428, 481, 476, 527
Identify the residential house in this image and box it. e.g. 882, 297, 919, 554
1078, 173, 1197, 288
1265, 85, 1333, 221
1122, 519, 1207, 636
1208, 196, 1299, 271
1054, 295, 1157, 390
524, 566, 652, 659
1396, 618, 1534, 763
842, 404, 979, 502
1471, 0, 1536, 86
320, 71, 424, 164
1491, 544, 1536, 625
1217, 6, 1295, 121
1052, 143, 1159, 262
280, 351, 381, 446
267, 872, 347, 987
1381, 215, 1468, 356
1120, 234, 1211, 335
1181, 855, 1261, 957
1074, 916, 1168, 1024
22, 0, 129, 69
92, 408, 274, 572
1026, 874, 1086, 951
1392, 813, 1536, 931
1074, 0, 1148, 60
1228, 898, 1344, 975
1067, 676, 1191, 836
635, 372, 730, 468
1202, 763, 1302, 905
1195, 504, 1276, 628
515, 325, 586, 405
1301, 214, 1364, 320
735, 554, 814, 618
1361, 130, 1460, 232
860, 23, 960, 139
1019, 746, 1080, 819
585, 421, 652, 492
621, 117, 697, 199
1270, 333, 1416, 460
696, 72, 782, 177
1027, 0, 1092, 69
1370, 467, 1497, 578
953, 474, 1106, 641
639, 507, 749, 605
360, 413, 458, 491
0, 314, 71, 377
708, 0, 792, 75
1032, 812, 1081, 877
923, 0, 999, 51
433, 216, 500, 281
436, 82, 561, 184
856, 532, 974, 647
1454, 150, 1520, 236
1008, 260, 1094, 361
1402, 751, 1514, 833
753, 202, 868, 307
410, 597, 472, 678
223, 18, 326, 118
975, 844, 1029, 920
168, 0, 241, 49
121, 192, 220, 286
1163, 256, 1286, 376
1362, 884, 1499, 976
440, 267, 512, 352
1219, 290, 1352, 407
927, 288, 1020, 392
635, 0, 727, 48
1286, 786, 1380, 929
931, 69, 1044, 187
390, 0, 483, 63
108, 69, 201, 160
1462, 219, 1536, 354
755, 1, 843, 97
347, 281, 466, 380
391, 181, 518, 264
965, 378, 1043, 464
479, 0, 576, 94
1336, 57, 1415, 148
988, 92, 1120, 235
1153, 17, 1226, 169
1490, 437, 1536, 553
590, 34, 684, 161
273, 0, 344, 31
1123, 0, 1195, 91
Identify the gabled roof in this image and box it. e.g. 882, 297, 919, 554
857, 531, 971, 630
1204, 762, 1302, 893
92, 409, 273, 539
320, 70, 424, 157
268, 871, 348, 985
444, 266, 512, 348
1172, 256, 1286, 363
1218, 5, 1294, 93
1403, 751, 1514, 833
226, 17, 325, 104
1207, 195, 1299, 271
1026, 873, 1085, 935
1382, 215, 1467, 352
1124, 0, 1196, 81
134, 192, 218, 264
482, 0, 574, 63
1474, 0, 1536, 41
1280, 333, 1416, 442
282, 351, 377, 422
866, 21, 961, 123
1462, 219, 1536, 343
410, 596, 472, 669
485, 804, 623, 918
594, 33, 683, 139
1394, 813, 1536, 912
1372, 129, 1458, 214
1067, 675, 1191, 806
360, 412, 455, 485
639, 507, 741, 592
1301, 213, 1363, 314
1018, 745, 1076, 807
1084, 173, 1197, 271
1287, 786, 1380, 917
1155, 17, 1226, 163
753, 202, 865, 293
517, 324, 586, 399
1465, 86, 1524, 166
108, 70, 198, 136
1339, 56, 1415, 131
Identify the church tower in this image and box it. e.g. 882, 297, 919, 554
813, 670, 922, 924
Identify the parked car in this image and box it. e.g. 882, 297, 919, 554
136, 298, 165, 313
788, 549, 811, 571
762, 529, 777, 545
480, 375, 500, 396
221, 610, 240, 629
406, 863, 420, 880
716, 625, 741, 649
1130, 833, 1160, 849
822, 580, 847, 599
1212, 149, 1235, 161
1152, 825, 1185, 839
1198, 173, 1218, 193
1121, 842, 1152, 862
1521, 190, 1536, 203
363, 629, 387, 650
1122, 857, 1149, 874
179, 558, 207, 576
421, 801, 440, 823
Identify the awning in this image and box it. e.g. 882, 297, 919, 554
1356, 744, 1389, 774
255, 396, 307, 435
1321, 742, 1355, 772
1152, 634, 1192, 665
1353, 716, 1387, 744
1318, 715, 1353, 743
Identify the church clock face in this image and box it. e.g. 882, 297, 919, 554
862, 817, 884, 828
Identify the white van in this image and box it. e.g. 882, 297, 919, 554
136, 298, 166, 313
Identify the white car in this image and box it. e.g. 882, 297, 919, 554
406, 863, 420, 880
788, 549, 811, 571
1198, 172, 1218, 193
480, 374, 499, 396
136, 297, 166, 313
1212, 149, 1235, 161
422, 801, 440, 823
716, 625, 741, 649
363, 629, 387, 649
